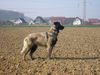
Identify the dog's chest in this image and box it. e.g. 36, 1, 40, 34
48, 32, 58, 46
40, 32, 48, 41
51, 38, 57, 46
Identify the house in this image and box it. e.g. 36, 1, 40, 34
88, 18, 100, 23
64, 17, 82, 25
28, 20, 35, 25
0, 20, 13, 25
9, 18, 27, 25
64, 18, 75, 25
24, 16, 35, 25
33, 16, 82, 25
34, 16, 66, 25
43, 17, 51, 25
10, 18, 23, 25
50, 17, 66, 24
88, 18, 100, 25
10, 18, 22, 25
73, 17, 82, 25
34, 16, 48, 25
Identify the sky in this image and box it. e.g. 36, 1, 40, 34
0, 0, 100, 19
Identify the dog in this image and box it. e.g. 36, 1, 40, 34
20, 22, 64, 60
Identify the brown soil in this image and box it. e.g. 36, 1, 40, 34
0, 27, 100, 75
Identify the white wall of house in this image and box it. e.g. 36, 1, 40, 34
73, 18, 81, 25
29, 21, 35, 25
10, 19, 22, 25
14, 19, 22, 24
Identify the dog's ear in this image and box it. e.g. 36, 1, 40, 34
53, 22, 60, 29
54, 22, 60, 26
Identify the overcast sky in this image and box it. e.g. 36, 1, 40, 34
0, 0, 100, 19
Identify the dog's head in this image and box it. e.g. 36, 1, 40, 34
54, 22, 64, 30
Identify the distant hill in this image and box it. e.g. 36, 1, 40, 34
0, 9, 25, 20
0, 9, 35, 25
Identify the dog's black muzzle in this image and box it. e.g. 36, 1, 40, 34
59, 25, 64, 30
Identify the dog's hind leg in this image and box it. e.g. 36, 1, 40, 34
21, 38, 32, 60
29, 44, 38, 60
23, 47, 30, 61
21, 45, 31, 60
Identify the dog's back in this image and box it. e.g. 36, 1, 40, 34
25, 32, 49, 47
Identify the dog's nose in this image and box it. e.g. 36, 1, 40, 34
62, 26, 64, 29
60, 26, 64, 30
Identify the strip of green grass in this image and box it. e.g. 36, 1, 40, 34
64, 25, 100, 27
0, 25, 100, 27
0, 25, 50, 28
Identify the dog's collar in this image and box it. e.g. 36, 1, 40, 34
52, 28, 59, 33
48, 31, 58, 36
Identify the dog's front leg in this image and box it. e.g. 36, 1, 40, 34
47, 44, 53, 60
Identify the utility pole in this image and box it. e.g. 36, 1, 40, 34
83, 0, 86, 23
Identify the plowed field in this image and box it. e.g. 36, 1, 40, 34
0, 27, 100, 75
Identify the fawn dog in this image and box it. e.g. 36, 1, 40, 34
21, 22, 64, 60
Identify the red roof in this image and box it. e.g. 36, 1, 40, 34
50, 17, 66, 24
88, 18, 100, 23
